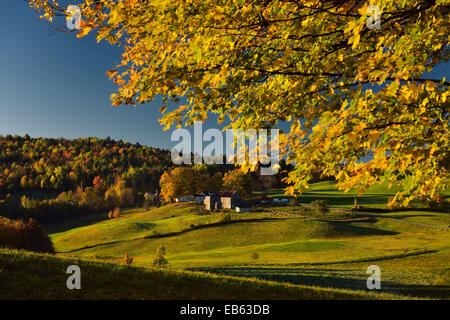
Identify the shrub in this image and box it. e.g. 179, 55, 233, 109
152, 245, 168, 268
108, 210, 113, 218
352, 197, 360, 209
311, 200, 329, 215
122, 253, 133, 265
112, 206, 121, 218
0, 216, 55, 253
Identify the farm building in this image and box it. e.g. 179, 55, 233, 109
273, 198, 288, 203
175, 196, 193, 202
193, 194, 206, 202
205, 191, 242, 210
175, 194, 206, 203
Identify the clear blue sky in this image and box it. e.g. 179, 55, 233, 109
0, 1, 448, 150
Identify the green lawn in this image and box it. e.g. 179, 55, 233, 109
373, 211, 450, 227
0, 248, 401, 300
41, 198, 449, 299
264, 180, 450, 209
3, 182, 448, 300
193, 249, 450, 299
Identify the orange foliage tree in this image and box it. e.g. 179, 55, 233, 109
159, 167, 200, 202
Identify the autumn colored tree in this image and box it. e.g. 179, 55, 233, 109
0, 216, 55, 254
204, 172, 224, 192
29, 1, 449, 205
152, 245, 168, 268
159, 167, 200, 202
92, 176, 106, 193
112, 206, 121, 218
193, 164, 223, 191
223, 169, 254, 196
159, 172, 175, 202
104, 177, 134, 208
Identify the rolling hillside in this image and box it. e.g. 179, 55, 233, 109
43, 201, 450, 299
0, 248, 401, 300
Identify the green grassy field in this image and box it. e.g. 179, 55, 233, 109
2, 182, 449, 299
40, 187, 450, 299
265, 180, 450, 209
0, 248, 401, 300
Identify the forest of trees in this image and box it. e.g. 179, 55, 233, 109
0, 134, 172, 195
0, 134, 302, 223
0, 135, 172, 222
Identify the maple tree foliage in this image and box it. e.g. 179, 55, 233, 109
29, 0, 449, 205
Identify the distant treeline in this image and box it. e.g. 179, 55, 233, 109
0, 134, 172, 194
0, 134, 335, 224
0, 134, 305, 198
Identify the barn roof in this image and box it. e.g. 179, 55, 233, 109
216, 191, 236, 197
204, 191, 239, 198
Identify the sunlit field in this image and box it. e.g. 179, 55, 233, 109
33, 182, 449, 299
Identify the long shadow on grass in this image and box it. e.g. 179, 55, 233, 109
329, 221, 399, 236
45, 212, 110, 234
192, 266, 449, 299
46, 209, 153, 235
378, 214, 448, 221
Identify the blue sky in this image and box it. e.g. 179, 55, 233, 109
0, 0, 189, 149
0, 1, 448, 151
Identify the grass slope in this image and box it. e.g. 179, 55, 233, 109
34, 182, 450, 299
266, 181, 450, 209
0, 249, 402, 300
50, 205, 449, 269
